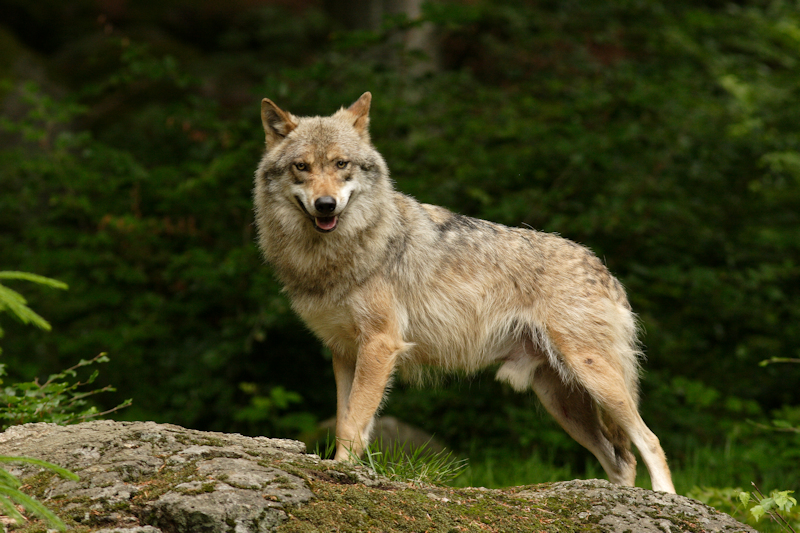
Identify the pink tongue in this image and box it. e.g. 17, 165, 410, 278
316, 216, 337, 230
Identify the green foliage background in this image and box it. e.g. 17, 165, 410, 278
1, 0, 798, 496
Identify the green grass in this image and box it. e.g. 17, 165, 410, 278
446, 440, 797, 492
446, 442, 799, 533
360, 441, 468, 485
449, 448, 601, 489
314, 433, 468, 486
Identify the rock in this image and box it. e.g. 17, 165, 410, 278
0, 421, 313, 533
0, 421, 754, 532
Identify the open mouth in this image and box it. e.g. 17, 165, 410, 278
295, 196, 340, 233
314, 216, 338, 232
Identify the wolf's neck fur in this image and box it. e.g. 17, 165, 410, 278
257, 180, 401, 301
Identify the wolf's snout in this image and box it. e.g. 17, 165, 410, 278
315, 196, 337, 214
311, 196, 339, 233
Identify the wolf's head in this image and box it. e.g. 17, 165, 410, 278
255, 92, 390, 236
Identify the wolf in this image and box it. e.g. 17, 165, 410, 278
253, 92, 675, 493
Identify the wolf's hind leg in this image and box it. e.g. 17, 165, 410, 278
495, 338, 636, 485
531, 363, 638, 486
567, 353, 675, 493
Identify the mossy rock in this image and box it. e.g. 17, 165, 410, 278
0, 421, 754, 532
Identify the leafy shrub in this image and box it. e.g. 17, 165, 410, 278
0, 272, 110, 530
0, 353, 131, 429
0, 272, 130, 427
689, 358, 799, 532
689, 485, 799, 533
234, 383, 316, 437
740, 487, 797, 531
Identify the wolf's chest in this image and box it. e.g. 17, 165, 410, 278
292, 297, 360, 353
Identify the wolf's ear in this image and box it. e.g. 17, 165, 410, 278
261, 98, 297, 146
347, 92, 371, 136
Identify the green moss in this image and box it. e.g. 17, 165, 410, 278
108, 500, 132, 512
18, 471, 59, 500
174, 434, 226, 448
128, 462, 203, 503
270, 462, 314, 485
270, 474, 297, 490
277, 481, 600, 533
176, 481, 217, 495
657, 511, 717, 533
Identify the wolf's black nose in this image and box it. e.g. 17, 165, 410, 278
315, 196, 337, 214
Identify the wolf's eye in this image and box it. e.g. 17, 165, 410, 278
294, 162, 308, 171
336, 160, 349, 169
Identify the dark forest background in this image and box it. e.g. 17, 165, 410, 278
1, 0, 798, 505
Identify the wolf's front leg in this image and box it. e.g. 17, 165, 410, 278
333, 334, 406, 461
331, 351, 356, 459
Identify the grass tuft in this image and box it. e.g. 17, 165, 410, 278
314, 432, 467, 485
